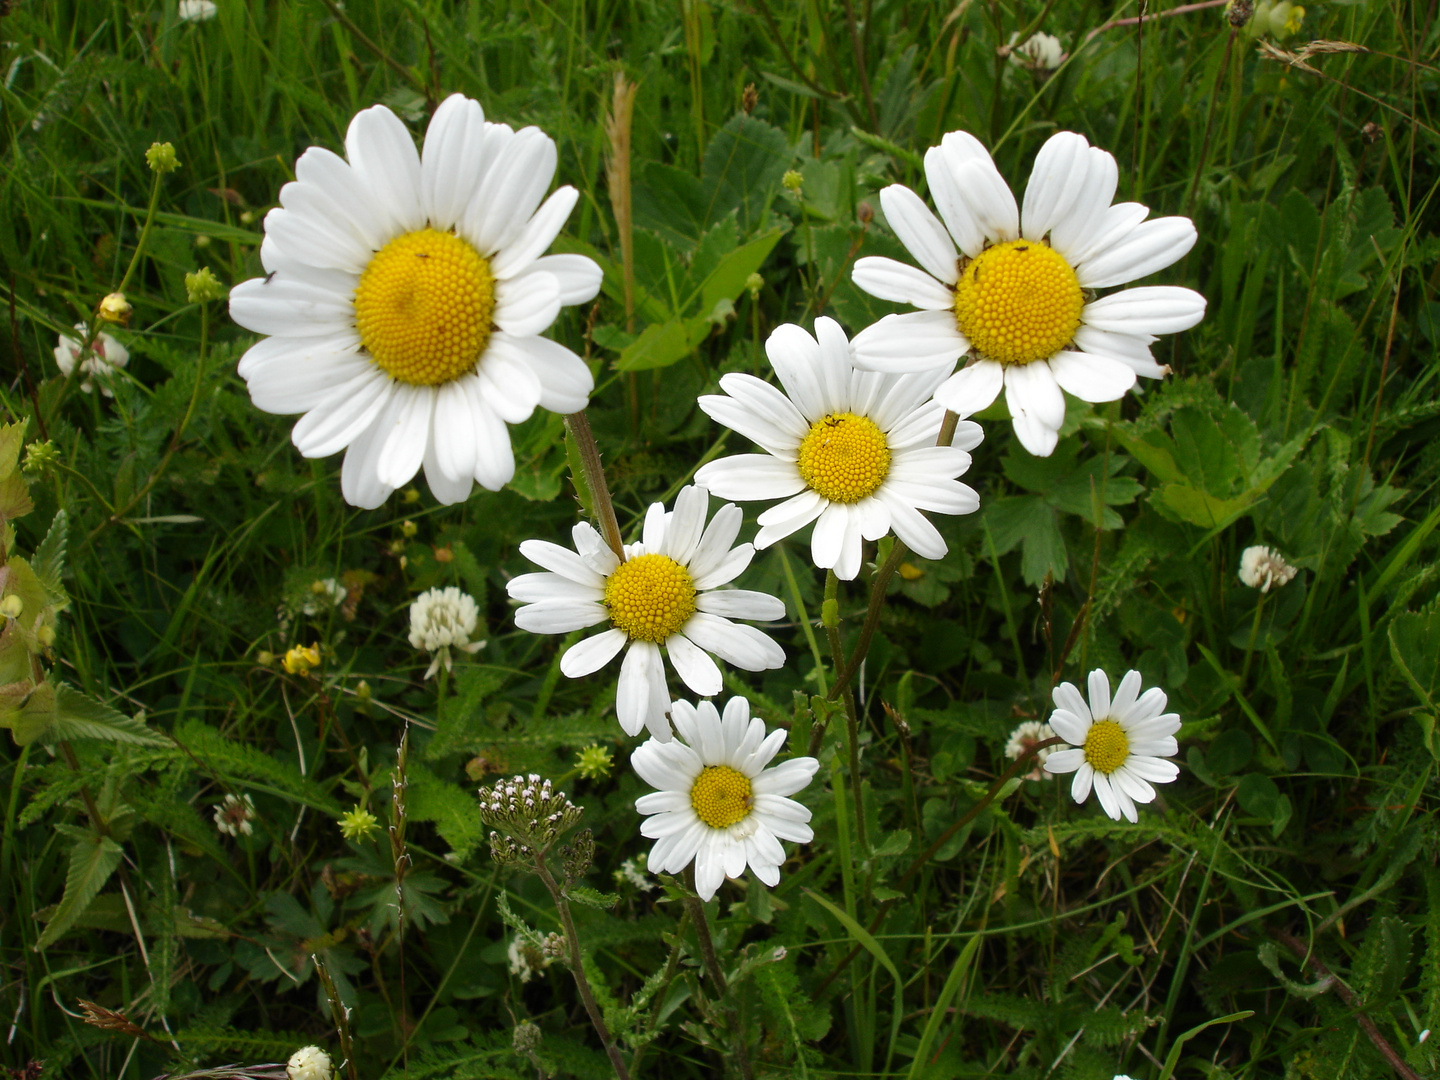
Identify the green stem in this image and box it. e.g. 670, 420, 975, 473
533, 855, 632, 1080
1239, 590, 1267, 686
823, 571, 868, 856
682, 886, 754, 1080
777, 543, 827, 696
628, 903, 691, 1077
564, 410, 626, 561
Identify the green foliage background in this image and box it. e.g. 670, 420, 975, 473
1, 0, 1438, 1077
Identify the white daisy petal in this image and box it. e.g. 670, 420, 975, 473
491, 186, 579, 279
696, 589, 785, 621
289, 370, 392, 458
560, 628, 629, 677
1047, 151, 1121, 260
851, 257, 956, 309
851, 310, 968, 374
667, 634, 724, 696
420, 93, 490, 230
461, 125, 557, 254
1047, 709, 1089, 746
498, 333, 594, 415
924, 144, 986, 258
513, 599, 608, 634
345, 105, 425, 234
878, 185, 959, 284
1042, 748, 1085, 774
527, 253, 603, 305
1021, 131, 1093, 242
228, 277, 354, 337
493, 269, 562, 336
1072, 325, 1170, 380
1062, 201, 1149, 267
938, 130, 1019, 243
1004, 360, 1066, 435
682, 613, 784, 670
292, 146, 395, 249
1071, 762, 1095, 804
616, 640, 670, 739
1076, 216, 1198, 290
765, 323, 826, 418
695, 455, 806, 502
934, 359, 1004, 415
1046, 350, 1137, 402
1082, 286, 1208, 336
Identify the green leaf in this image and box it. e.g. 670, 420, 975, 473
0, 418, 27, 482
1388, 608, 1440, 724
984, 495, 1068, 586
34, 828, 124, 950
701, 112, 792, 237
565, 885, 619, 909
696, 226, 785, 314
32, 509, 69, 610
407, 763, 484, 860
1354, 915, 1412, 1009
0, 681, 169, 747
616, 316, 710, 372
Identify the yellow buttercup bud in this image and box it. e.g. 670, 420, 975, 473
36, 625, 56, 648
98, 292, 132, 326
0, 595, 23, 619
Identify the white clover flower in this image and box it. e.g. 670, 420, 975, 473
54, 324, 129, 396
409, 586, 484, 679
850, 130, 1206, 457
229, 94, 602, 508
632, 697, 819, 901
695, 316, 982, 580
1004, 720, 1057, 781
301, 577, 348, 616
1238, 545, 1297, 592
507, 936, 553, 983
507, 485, 786, 741
177, 0, 218, 21
286, 1046, 332, 1080
1009, 31, 1065, 71
213, 793, 255, 837
1044, 670, 1181, 823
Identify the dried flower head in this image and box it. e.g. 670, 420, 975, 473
213, 793, 255, 837
1239, 545, 1297, 592
508, 936, 554, 982
478, 774, 583, 851
177, 0, 218, 21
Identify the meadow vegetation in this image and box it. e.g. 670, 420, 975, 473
0, 0, 1438, 1078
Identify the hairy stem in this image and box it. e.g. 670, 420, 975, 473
565, 409, 626, 561
823, 571, 869, 856
533, 857, 632, 1080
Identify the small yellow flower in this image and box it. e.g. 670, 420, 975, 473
897, 561, 925, 581
338, 806, 380, 841
97, 292, 132, 326
1283, 3, 1304, 32
283, 642, 321, 675
146, 142, 180, 174
575, 745, 614, 780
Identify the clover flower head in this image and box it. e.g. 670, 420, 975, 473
213, 793, 255, 837
1239, 545, 1297, 592
286, 1046, 332, 1080
408, 586, 485, 678
55, 324, 129, 396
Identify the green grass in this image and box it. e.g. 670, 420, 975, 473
1, 0, 1438, 1078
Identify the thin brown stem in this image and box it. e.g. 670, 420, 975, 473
533, 857, 632, 1080
1083, 0, 1225, 43
564, 410, 626, 560
1274, 930, 1422, 1080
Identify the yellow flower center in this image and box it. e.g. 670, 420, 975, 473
797, 412, 891, 504
1082, 719, 1130, 775
690, 765, 753, 829
603, 553, 697, 643
952, 239, 1084, 366
353, 228, 496, 386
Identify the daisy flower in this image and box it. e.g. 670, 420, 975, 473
850, 131, 1206, 456
1043, 669, 1181, 823
507, 485, 786, 740
229, 94, 602, 508
632, 696, 819, 900
694, 316, 982, 581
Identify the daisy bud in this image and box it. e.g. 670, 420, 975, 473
338, 805, 380, 841
574, 744, 613, 779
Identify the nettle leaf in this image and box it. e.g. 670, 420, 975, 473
34, 827, 124, 950
0, 680, 168, 747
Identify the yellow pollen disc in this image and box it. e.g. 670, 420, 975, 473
353, 228, 496, 386
690, 765, 753, 829
1083, 720, 1130, 775
953, 239, 1084, 366
797, 412, 891, 504
603, 553, 697, 643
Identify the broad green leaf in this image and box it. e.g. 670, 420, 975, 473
702, 112, 792, 236
34, 828, 124, 950
0, 419, 27, 482
616, 316, 709, 372
984, 495, 1068, 586
631, 162, 711, 251
696, 226, 785, 314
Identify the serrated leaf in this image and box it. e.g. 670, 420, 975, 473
0, 681, 168, 747
407, 763, 484, 859
565, 885, 619, 909
34, 828, 124, 950
0, 419, 27, 482
32, 509, 69, 610
1356, 915, 1412, 1009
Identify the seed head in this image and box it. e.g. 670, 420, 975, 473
478, 774, 583, 851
